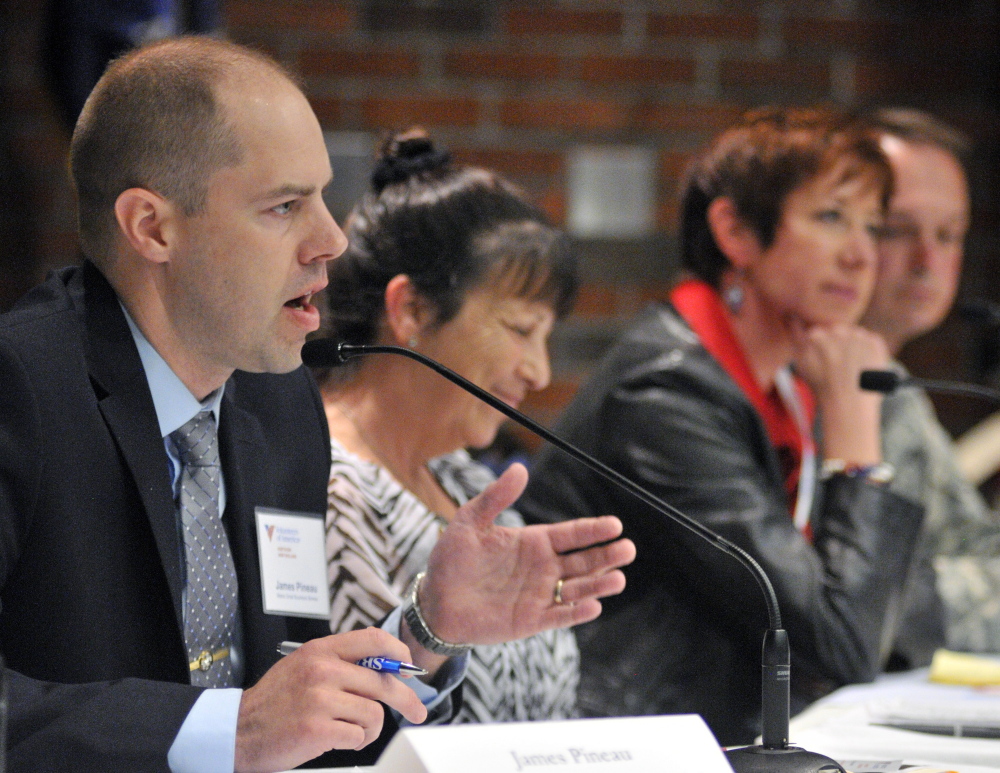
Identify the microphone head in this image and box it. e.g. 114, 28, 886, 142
301, 338, 348, 368
859, 369, 901, 393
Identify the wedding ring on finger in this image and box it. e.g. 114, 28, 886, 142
554, 578, 565, 605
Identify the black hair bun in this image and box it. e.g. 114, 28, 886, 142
371, 128, 452, 194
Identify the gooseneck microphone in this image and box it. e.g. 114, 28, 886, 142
303, 338, 845, 773
860, 369, 1000, 402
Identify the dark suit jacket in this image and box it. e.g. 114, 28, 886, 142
0, 263, 396, 771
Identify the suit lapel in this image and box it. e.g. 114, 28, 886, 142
78, 264, 319, 685
218, 384, 289, 682
80, 264, 186, 636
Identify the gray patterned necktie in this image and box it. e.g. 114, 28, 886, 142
172, 411, 238, 688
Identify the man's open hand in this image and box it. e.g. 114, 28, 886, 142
418, 463, 636, 646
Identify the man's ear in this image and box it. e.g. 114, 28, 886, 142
113, 188, 177, 265
706, 197, 762, 270
383, 274, 434, 345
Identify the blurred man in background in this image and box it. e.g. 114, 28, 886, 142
862, 108, 1000, 656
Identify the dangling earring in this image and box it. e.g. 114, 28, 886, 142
723, 275, 744, 315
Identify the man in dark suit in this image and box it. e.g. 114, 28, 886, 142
0, 36, 634, 773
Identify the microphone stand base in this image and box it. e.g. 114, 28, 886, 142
725, 744, 845, 773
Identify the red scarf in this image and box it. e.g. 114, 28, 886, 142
670, 279, 815, 521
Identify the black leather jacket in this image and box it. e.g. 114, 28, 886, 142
520, 303, 943, 745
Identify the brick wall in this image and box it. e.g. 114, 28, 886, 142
224, 0, 999, 440
3, 0, 999, 438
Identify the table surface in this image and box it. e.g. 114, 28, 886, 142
788, 668, 1000, 772
281, 669, 1000, 773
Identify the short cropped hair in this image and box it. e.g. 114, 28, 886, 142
867, 107, 972, 165
70, 36, 294, 264
679, 107, 892, 288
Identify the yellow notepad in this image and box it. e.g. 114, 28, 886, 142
928, 648, 1000, 686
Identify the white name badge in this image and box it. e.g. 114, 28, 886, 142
373, 715, 733, 773
255, 507, 330, 619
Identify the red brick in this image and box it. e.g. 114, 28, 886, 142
659, 150, 693, 185
637, 103, 744, 133
10, 124, 70, 166
40, 232, 81, 262
502, 423, 540, 454
648, 13, 758, 40
572, 285, 622, 320
719, 59, 829, 92
789, 16, 996, 56
852, 62, 896, 97
363, 2, 487, 35
520, 377, 580, 427
521, 379, 579, 419
854, 59, 975, 98
224, 32, 284, 64
499, 98, 628, 132
309, 97, 341, 127
784, 17, 898, 50
536, 188, 566, 227
450, 148, 563, 178
225, 1, 355, 33
444, 49, 562, 80
6, 85, 68, 125
579, 54, 695, 85
636, 281, 676, 307
655, 199, 681, 232
504, 7, 623, 36
299, 48, 420, 79
360, 96, 480, 128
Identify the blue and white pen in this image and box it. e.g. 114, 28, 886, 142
277, 641, 428, 677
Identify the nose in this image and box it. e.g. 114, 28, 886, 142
302, 199, 349, 266
909, 231, 936, 276
844, 223, 878, 272
519, 335, 552, 392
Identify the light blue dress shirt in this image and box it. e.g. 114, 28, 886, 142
122, 311, 242, 773
122, 309, 465, 773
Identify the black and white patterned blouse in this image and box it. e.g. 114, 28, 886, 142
326, 437, 580, 722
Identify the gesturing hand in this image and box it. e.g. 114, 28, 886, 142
416, 463, 636, 647
234, 627, 427, 773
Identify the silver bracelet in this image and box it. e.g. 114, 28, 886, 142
402, 571, 472, 657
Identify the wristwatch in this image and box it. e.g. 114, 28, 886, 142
401, 571, 473, 657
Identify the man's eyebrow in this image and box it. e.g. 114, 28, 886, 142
261, 183, 316, 200
260, 175, 335, 201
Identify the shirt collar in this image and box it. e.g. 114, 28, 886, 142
121, 303, 225, 439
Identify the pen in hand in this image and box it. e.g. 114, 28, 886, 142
277, 640, 428, 677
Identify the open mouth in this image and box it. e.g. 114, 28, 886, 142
285, 292, 314, 311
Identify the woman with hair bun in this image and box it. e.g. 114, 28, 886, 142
318, 129, 581, 722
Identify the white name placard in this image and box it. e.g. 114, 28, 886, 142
374, 715, 733, 773
255, 507, 330, 619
